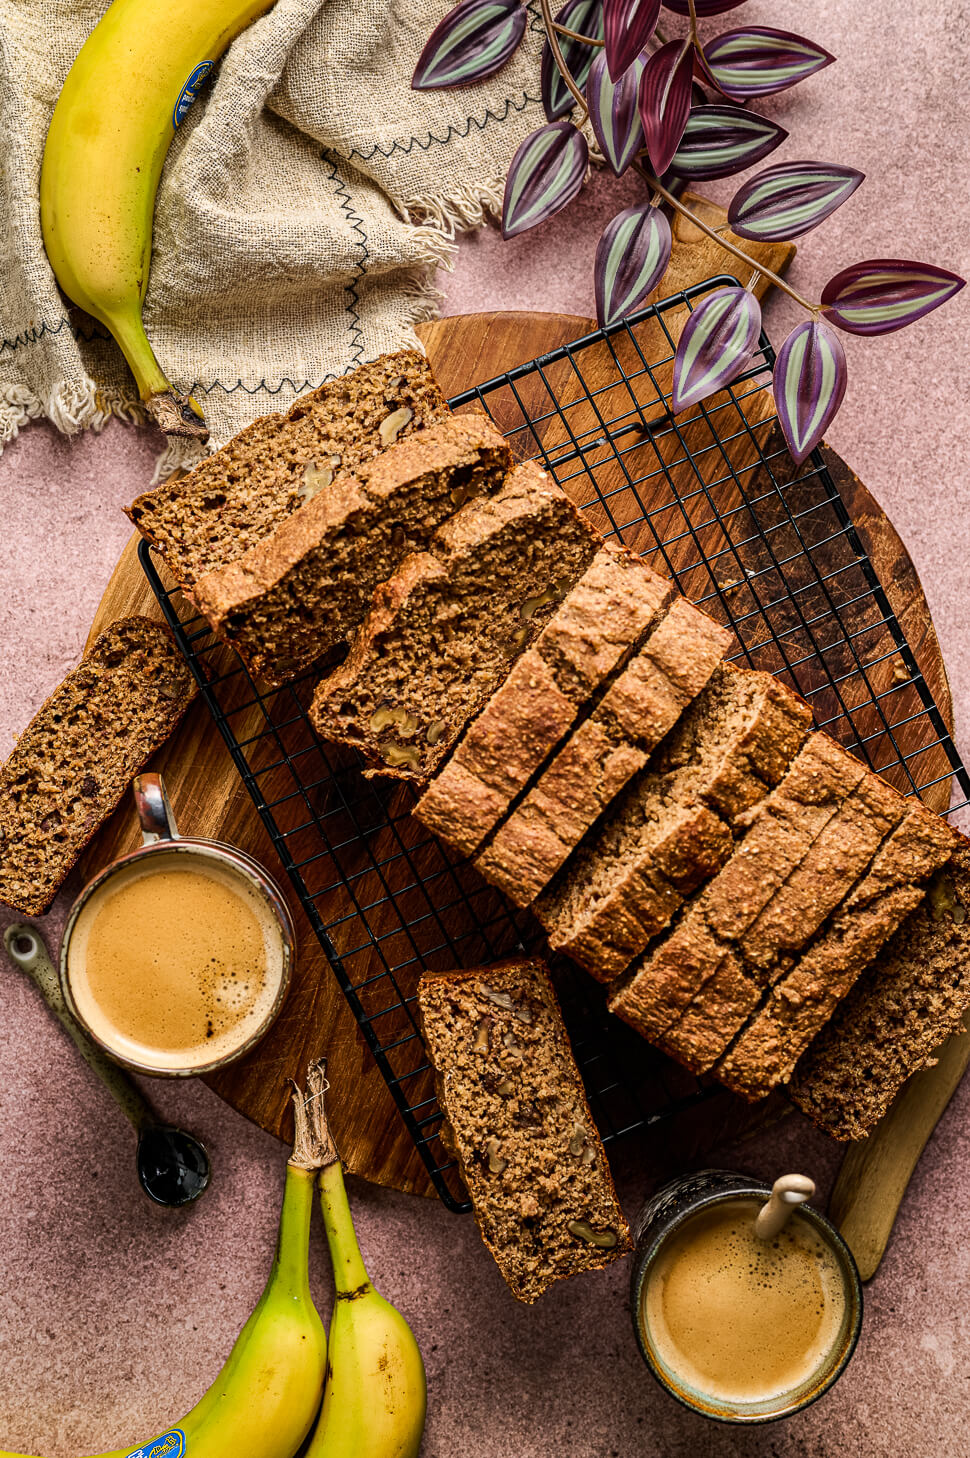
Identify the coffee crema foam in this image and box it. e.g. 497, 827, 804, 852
643, 1198, 847, 1407
67, 853, 284, 1071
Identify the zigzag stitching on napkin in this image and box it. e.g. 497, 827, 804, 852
323, 154, 368, 368
340, 90, 541, 164
0, 315, 111, 355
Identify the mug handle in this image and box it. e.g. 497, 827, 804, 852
133, 773, 180, 844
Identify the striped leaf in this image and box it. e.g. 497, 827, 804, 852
821, 259, 966, 336
773, 320, 847, 465
542, 0, 604, 121
669, 104, 787, 180
412, 0, 527, 89
587, 50, 645, 175
728, 161, 864, 242
603, 0, 661, 80
702, 27, 834, 99
502, 121, 589, 238
664, 0, 746, 13
595, 204, 672, 326
671, 286, 761, 413
640, 39, 694, 176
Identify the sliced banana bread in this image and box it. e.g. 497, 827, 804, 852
193, 414, 510, 686
474, 598, 733, 907
657, 765, 910, 1072
607, 733, 867, 1043
719, 803, 960, 1101
535, 665, 812, 981
790, 838, 970, 1138
416, 958, 632, 1303
414, 550, 677, 858
127, 350, 450, 591
0, 618, 197, 915
309, 462, 603, 779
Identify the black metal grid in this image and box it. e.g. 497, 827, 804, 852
141, 276, 970, 1213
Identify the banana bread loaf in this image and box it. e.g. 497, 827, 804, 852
790, 837, 970, 1138
414, 550, 677, 858
193, 414, 510, 686
127, 350, 450, 591
0, 618, 197, 915
309, 462, 602, 780
416, 958, 632, 1303
474, 598, 733, 907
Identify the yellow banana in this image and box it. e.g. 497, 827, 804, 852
39, 0, 276, 441
305, 1065, 427, 1458
0, 1078, 328, 1458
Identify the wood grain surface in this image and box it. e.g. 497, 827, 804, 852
80, 199, 956, 1209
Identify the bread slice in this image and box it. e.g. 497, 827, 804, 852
309, 462, 602, 780
535, 665, 812, 981
0, 618, 197, 915
790, 838, 970, 1138
416, 958, 632, 1303
192, 415, 511, 686
127, 350, 450, 591
718, 802, 960, 1100
656, 764, 910, 1072
607, 733, 867, 1043
473, 598, 733, 907
413, 550, 677, 858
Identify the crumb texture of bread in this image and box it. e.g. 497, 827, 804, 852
193, 414, 510, 687
416, 958, 631, 1303
309, 462, 602, 780
127, 351, 450, 590
414, 550, 676, 858
0, 618, 197, 915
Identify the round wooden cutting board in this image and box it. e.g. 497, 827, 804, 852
82, 305, 955, 1201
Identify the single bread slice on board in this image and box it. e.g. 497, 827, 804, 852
0, 619, 197, 916
607, 733, 867, 1043
414, 550, 677, 858
790, 837, 970, 1138
536, 665, 812, 981
657, 765, 910, 1071
309, 462, 602, 780
193, 414, 511, 687
474, 598, 732, 907
719, 803, 961, 1101
127, 350, 450, 591
416, 958, 632, 1303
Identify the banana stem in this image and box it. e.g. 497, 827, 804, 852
318, 1160, 370, 1298
274, 1165, 317, 1301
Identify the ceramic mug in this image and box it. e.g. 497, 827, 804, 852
60, 772, 294, 1077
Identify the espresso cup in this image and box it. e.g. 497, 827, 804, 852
631, 1170, 862, 1424
61, 773, 294, 1077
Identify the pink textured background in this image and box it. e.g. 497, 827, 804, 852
2, 2, 969, 1453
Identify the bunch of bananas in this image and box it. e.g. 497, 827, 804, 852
0, 1064, 427, 1458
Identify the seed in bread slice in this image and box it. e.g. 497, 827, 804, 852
127, 350, 450, 591
193, 414, 511, 686
416, 958, 632, 1304
308, 461, 602, 780
0, 618, 197, 916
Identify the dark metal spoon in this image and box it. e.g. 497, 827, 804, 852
4, 923, 211, 1207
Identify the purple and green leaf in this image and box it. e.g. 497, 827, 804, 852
587, 50, 645, 175
542, 0, 605, 121
728, 161, 863, 242
603, 0, 661, 81
640, 39, 694, 176
820, 259, 966, 335
412, 0, 527, 89
595, 204, 672, 326
702, 27, 834, 99
502, 120, 589, 238
773, 320, 846, 464
671, 286, 762, 413
669, 104, 787, 180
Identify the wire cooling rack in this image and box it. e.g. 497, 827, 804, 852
141, 276, 970, 1212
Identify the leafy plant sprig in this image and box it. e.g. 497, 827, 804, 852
413, 0, 965, 463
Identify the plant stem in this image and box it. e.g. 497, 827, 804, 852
552, 20, 603, 45
539, 0, 589, 120
640, 166, 820, 314
686, 0, 699, 44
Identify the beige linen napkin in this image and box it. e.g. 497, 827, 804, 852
0, 0, 546, 468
